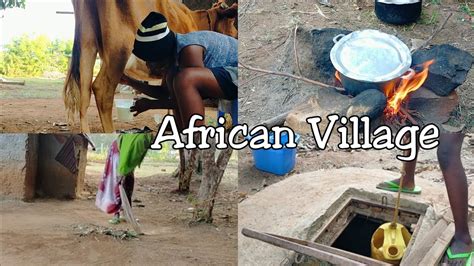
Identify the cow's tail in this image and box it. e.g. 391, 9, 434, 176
63, 36, 81, 124
63, 0, 83, 125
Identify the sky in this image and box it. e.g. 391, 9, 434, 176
1, 0, 74, 47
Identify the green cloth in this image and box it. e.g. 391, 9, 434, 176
117, 133, 153, 176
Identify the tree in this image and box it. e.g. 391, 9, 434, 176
193, 139, 233, 223
177, 149, 199, 192
0, 0, 26, 10
1, 35, 72, 77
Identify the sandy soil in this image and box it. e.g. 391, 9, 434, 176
239, 134, 474, 196
0, 82, 217, 133
0, 96, 170, 133
1, 161, 238, 265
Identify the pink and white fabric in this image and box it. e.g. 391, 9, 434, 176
95, 140, 121, 214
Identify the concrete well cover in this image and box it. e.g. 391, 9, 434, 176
238, 167, 450, 266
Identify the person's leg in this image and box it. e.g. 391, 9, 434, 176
123, 172, 135, 206
438, 132, 472, 264
377, 135, 419, 191
166, 71, 186, 131
172, 67, 226, 127
110, 173, 135, 224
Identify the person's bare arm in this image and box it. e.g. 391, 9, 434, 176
178, 45, 205, 68
130, 98, 176, 116
120, 75, 169, 99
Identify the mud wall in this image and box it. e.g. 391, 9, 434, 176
0, 134, 87, 201
36, 134, 87, 199
0, 134, 38, 200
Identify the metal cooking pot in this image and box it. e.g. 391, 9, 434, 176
330, 30, 414, 96
375, 0, 423, 25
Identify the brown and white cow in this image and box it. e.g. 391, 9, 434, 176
63, 0, 237, 133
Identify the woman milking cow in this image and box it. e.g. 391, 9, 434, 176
120, 12, 238, 131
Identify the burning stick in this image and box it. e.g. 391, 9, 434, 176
399, 107, 418, 125
383, 60, 434, 125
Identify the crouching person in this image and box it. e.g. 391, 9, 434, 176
120, 12, 238, 131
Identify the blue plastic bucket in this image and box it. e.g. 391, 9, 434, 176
247, 132, 300, 176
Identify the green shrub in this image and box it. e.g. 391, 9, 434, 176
1, 34, 72, 77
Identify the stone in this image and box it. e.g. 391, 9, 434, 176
408, 87, 459, 128
346, 89, 387, 120
412, 44, 473, 96
285, 88, 352, 134
310, 28, 352, 84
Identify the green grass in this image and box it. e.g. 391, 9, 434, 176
87, 149, 179, 164
0, 77, 64, 99
459, 2, 474, 17
86, 160, 178, 178
419, 9, 440, 25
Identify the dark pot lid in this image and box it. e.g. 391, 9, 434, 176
330, 29, 411, 82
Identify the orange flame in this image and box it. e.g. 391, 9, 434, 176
335, 71, 342, 83
334, 60, 433, 117
384, 60, 434, 116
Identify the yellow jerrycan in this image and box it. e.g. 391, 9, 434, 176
371, 174, 411, 264
371, 222, 412, 264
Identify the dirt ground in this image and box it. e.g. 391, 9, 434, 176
1, 160, 238, 265
0, 80, 218, 133
238, 0, 474, 192
239, 134, 474, 195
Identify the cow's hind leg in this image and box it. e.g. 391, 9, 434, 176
79, 46, 97, 133
92, 50, 128, 133
92, 67, 119, 133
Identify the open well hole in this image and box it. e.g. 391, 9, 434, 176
332, 214, 385, 257
294, 195, 426, 265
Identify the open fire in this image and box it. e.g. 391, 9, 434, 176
383, 60, 434, 117
335, 60, 434, 122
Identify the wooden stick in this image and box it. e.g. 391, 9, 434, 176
56, 11, 74, 14
242, 228, 390, 266
314, 3, 329, 19
240, 73, 271, 87
391, 170, 404, 227
0, 80, 25, 85
401, 218, 448, 266
290, 11, 321, 15
239, 62, 345, 91
399, 107, 418, 125
411, 13, 452, 53
418, 223, 455, 265
294, 25, 303, 77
